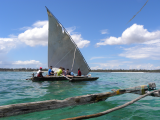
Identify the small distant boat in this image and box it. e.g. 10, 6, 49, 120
31, 7, 98, 82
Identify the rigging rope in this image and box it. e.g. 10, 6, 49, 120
53, 49, 73, 68
127, 0, 149, 24
63, 89, 160, 120
71, 47, 77, 71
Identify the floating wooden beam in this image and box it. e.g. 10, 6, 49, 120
0, 83, 158, 118
63, 89, 160, 120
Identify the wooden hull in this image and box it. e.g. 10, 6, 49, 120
32, 76, 99, 82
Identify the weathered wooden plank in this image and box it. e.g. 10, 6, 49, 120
0, 83, 157, 118
63, 89, 160, 120
0, 91, 124, 118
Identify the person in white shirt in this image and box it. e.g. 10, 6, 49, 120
37, 67, 43, 77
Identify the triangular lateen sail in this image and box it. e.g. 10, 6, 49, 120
46, 7, 90, 75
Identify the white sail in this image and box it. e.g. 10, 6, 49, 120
46, 7, 90, 75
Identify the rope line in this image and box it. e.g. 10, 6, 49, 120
63, 89, 160, 120
127, 0, 149, 24
53, 49, 73, 68
71, 47, 77, 71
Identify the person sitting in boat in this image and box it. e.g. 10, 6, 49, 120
70, 72, 74, 76
57, 67, 63, 76
62, 68, 66, 76
77, 68, 81, 76
66, 69, 74, 77
66, 69, 71, 75
48, 66, 54, 76
51, 70, 54, 75
37, 67, 43, 77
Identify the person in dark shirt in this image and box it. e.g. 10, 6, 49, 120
66, 69, 74, 77
77, 68, 81, 76
66, 69, 71, 75
62, 68, 66, 76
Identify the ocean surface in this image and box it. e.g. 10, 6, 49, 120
0, 72, 160, 120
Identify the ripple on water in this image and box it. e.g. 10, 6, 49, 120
0, 72, 160, 120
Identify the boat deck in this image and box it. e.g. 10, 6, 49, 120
32, 76, 99, 82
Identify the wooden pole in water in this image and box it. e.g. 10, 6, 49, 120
0, 91, 120, 118
64, 76, 72, 81
63, 89, 160, 120
0, 83, 158, 118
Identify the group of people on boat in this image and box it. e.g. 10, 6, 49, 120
36, 66, 81, 77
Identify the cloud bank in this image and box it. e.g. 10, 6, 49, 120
12, 60, 42, 65
12, 60, 43, 68
90, 57, 108, 60
96, 24, 160, 46
18, 21, 48, 47
0, 20, 89, 55
0, 37, 19, 53
119, 39, 160, 59
18, 21, 90, 48
96, 24, 160, 60
90, 60, 160, 70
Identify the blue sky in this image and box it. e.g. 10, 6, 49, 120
0, 0, 160, 69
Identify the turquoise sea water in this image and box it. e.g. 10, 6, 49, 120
0, 72, 160, 120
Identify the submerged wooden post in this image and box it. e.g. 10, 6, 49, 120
0, 83, 158, 118
32, 73, 34, 78
63, 89, 160, 120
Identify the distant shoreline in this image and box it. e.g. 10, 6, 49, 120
91, 69, 160, 73
0, 68, 160, 73
91, 70, 160, 73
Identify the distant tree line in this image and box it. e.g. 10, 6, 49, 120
91, 69, 160, 73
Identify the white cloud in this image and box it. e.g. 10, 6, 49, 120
90, 60, 160, 70
18, 21, 90, 48
90, 60, 124, 69
90, 57, 108, 60
33, 21, 48, 27
0, 37, 19, 53
96, 24, 160, 46
66, 27, 90, 48
128, 63, 160, 70
90, 66, 102, 70
66, 27, 76, 34
19, 26, 32, 31
122, 61, 133, 64
119, 39, 160, 60
12, 60, 42, 65
0, 60, 45, 68
100, 29, 109, 34
18, 21, 48, 47
12, 60, 43, 68
71, 34, 90, 48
